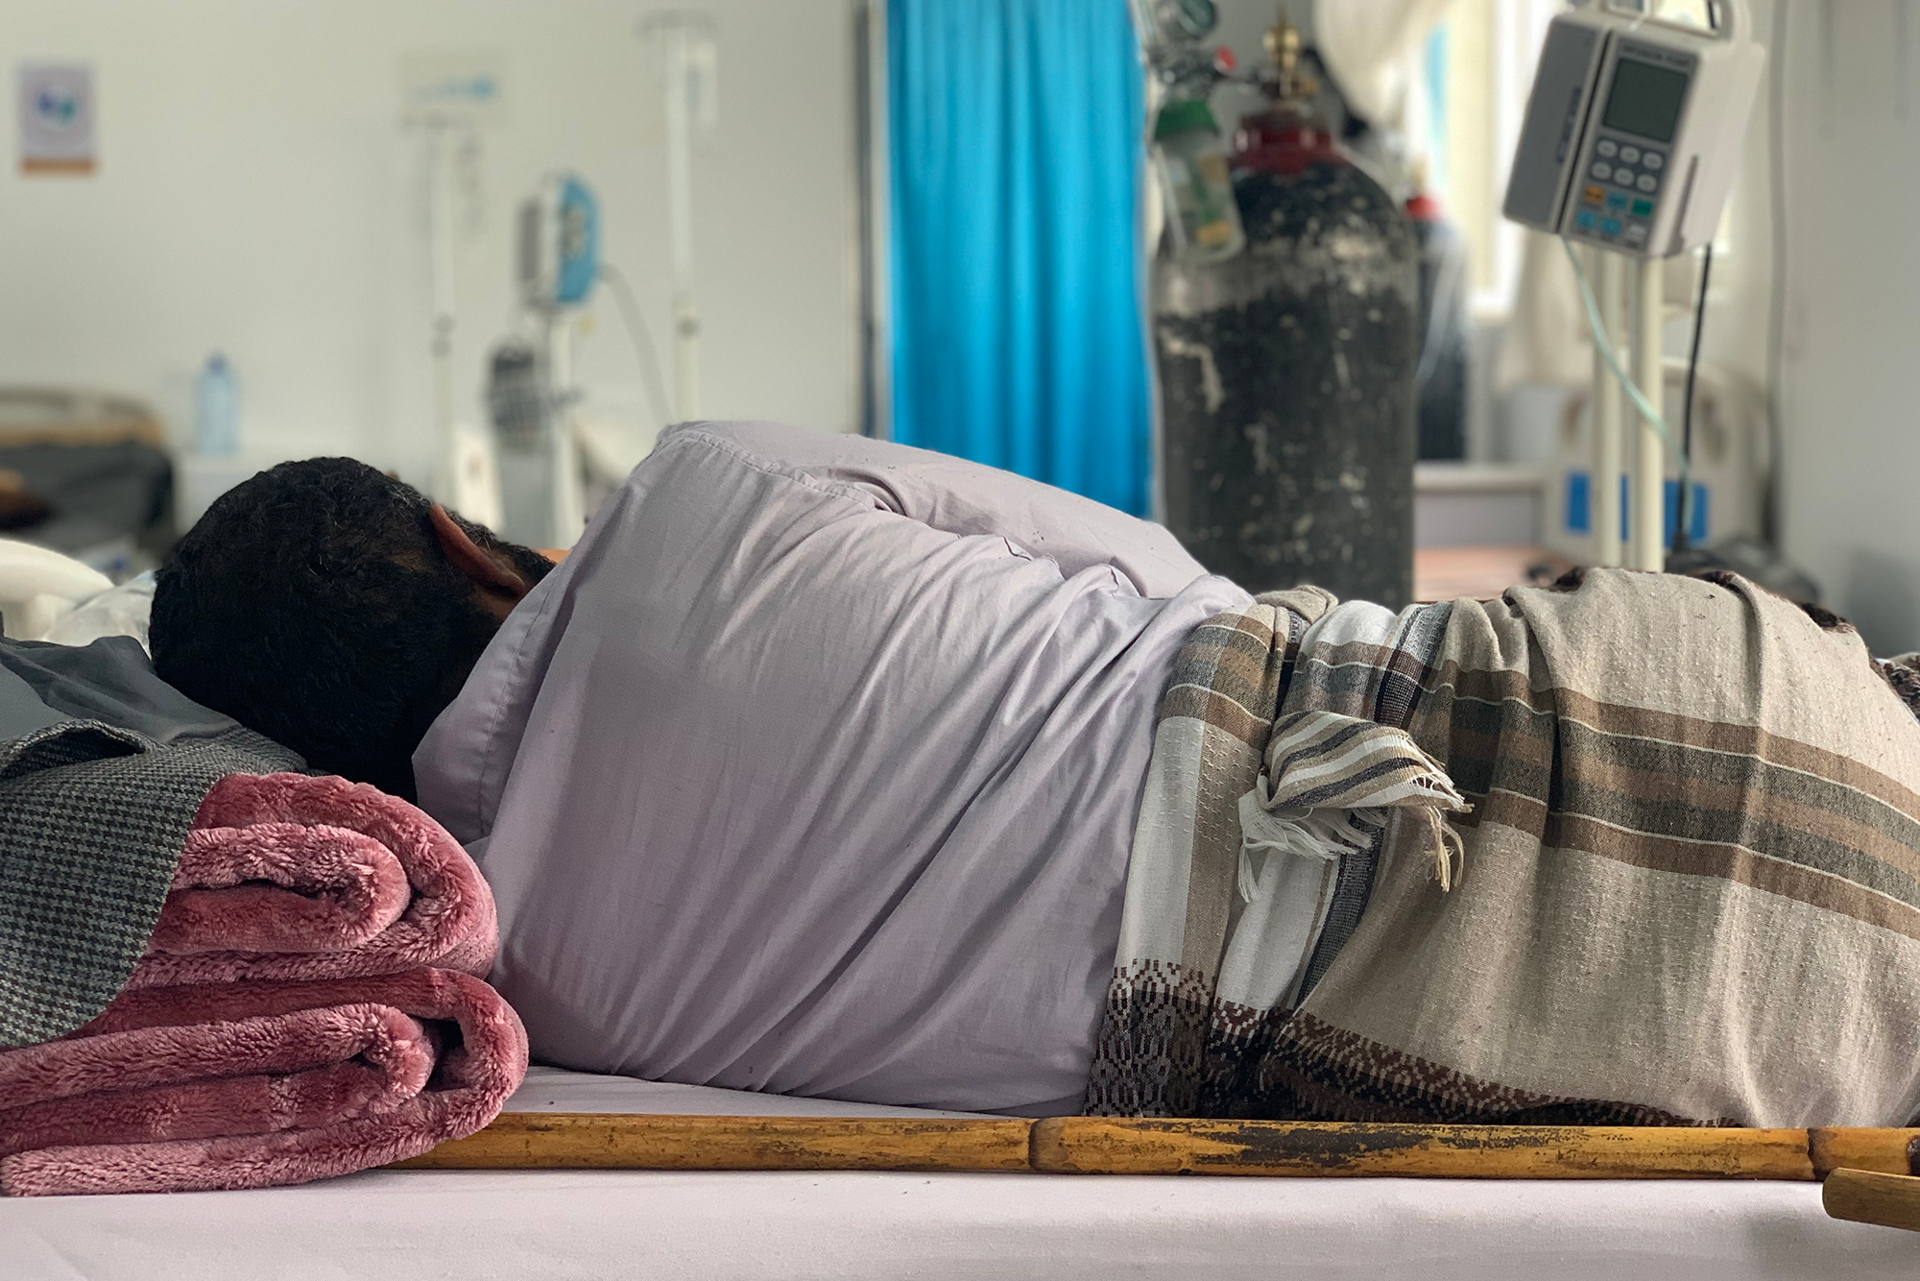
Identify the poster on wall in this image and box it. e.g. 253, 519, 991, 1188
17, 63, 96, 176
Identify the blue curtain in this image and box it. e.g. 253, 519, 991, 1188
887, 0, 1151, 516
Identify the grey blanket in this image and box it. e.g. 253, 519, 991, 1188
0, 637, 300, 1047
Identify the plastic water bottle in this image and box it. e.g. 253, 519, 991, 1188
194, 353, 239, 457
1153, 98, 1246, 264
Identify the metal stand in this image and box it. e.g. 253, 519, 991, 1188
1590, 249, 1624, 569
1588, 248, 1666, 573
1629, 255, 1666, 572
543, 314, 585, 550
642, 13, 717, 422
420, 120, 476, 508
665, 36, 700, 421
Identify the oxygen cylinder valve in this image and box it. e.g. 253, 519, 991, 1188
1234, 8, 1338, 176
1258, 6, 1318, 103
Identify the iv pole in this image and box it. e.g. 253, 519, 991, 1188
425, 122, 464, 505
642, 13, 717, 422
1590, 248, 1624, 569
666, 27, 699, 421
404, 60, 503, 531
543, 305, 586, 549
1629, 257, 1665, 571
1597, 0, 1760, 574
1588, 249, 1667, 575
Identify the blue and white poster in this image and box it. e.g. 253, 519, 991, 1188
17, 62, 95, 175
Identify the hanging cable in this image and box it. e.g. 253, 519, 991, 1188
596, 263, 675, 429
1675, 243, 1713, 554
1763, 0, 1789, 544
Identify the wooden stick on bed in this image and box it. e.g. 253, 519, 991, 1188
391, 1115, 1920, 1184
1030, 1118, 1819, 1179
390, 1113, 1034, 1173
1824, 1169, 1920, 1233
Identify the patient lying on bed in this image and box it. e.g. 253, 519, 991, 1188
149, 420, 1920, 1127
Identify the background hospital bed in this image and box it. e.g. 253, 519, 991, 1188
5, 1066, 1916, 1280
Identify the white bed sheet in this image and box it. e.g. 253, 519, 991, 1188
503, 1063, 988, 1117
4, 1066, 1916, 1281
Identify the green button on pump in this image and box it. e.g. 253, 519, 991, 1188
1632, 198, 1655, 217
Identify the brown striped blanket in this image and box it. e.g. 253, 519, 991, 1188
1086, 568, 1920, 1127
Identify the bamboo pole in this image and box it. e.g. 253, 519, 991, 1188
390, 1114, 1920, 1182
390, 1113, 1033, 1173
1824, 1169, 1920, 1234
1030, 1118, 1814, 1180
1809, 1128, 1920, 1179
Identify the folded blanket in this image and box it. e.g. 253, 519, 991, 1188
0, 719, 301, 1048
1, 760, 525, 1195
0, 968, 526, 1196
1089, 570, 1920, 1128
131, 772, 499, 988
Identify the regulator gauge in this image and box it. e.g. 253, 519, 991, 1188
1157, 0, 1218, 41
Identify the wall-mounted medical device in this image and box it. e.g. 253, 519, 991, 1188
1503, 0, 1764, 259
517, 174, 600, 310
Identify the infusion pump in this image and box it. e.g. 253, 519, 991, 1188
1504, 0, 1764, 259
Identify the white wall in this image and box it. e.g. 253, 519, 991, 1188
0, 0, 860, 495
1655, 0, 1920, 654
1766, 0, 1920, 654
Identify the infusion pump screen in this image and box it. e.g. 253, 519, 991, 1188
1601, 59, 1688, 142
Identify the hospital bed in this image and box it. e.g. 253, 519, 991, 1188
4, 538, 1915, 1277
0, 388, 175, 571
5, 1066, 1916, 1280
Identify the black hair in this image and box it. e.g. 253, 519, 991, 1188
151, 457, 550, 799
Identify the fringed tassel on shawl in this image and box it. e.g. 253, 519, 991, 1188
1243, 710, 1473, 895
1422, 807, 1467, 892
1236, 795, 1379, 902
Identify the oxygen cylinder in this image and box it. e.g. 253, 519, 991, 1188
1152, 19, 1420, 606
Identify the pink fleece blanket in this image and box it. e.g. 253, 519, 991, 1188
0, 969, 527, 1196
0, 773, 527, 1196
133, 773, 498, 987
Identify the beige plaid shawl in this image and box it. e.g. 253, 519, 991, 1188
1087, 569, 1920, 1127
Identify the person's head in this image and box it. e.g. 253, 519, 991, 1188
151, 458, 554, 798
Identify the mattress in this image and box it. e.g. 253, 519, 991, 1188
3, 1066, 1915, 1281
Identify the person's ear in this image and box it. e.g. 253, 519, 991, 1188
428, 505, 532, 603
